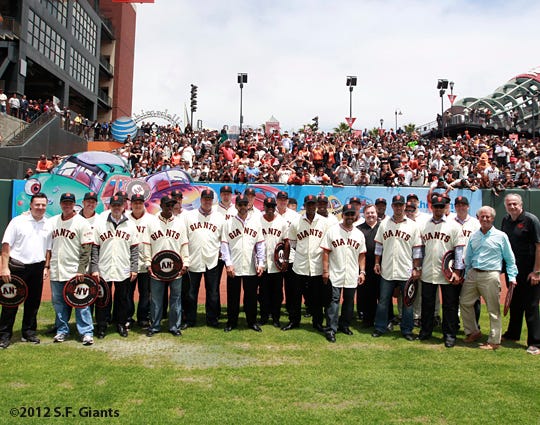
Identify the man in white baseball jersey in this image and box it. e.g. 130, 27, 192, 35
317, 195, 339, 226
221, 194, 265, 332
0, 193, 49, 349
282, 195, 329, 332
46, 193, 94, 345
452, 195, 481, 326
91, 195, 139, 338
418, 195, 465, 348
216, 185, 237, 220
184, 188, 225, 328
80, 191, 99, 226
244, 187, 263, 220
143, 194, 189, 337
372, 195, 422, 340
260, 196, 289, 327
321, 204, 366, 342
127, 193, 153, 328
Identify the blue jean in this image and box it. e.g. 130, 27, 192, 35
374, 277, 413, 335
150, 277, 182, 332
50, 280, 94, 337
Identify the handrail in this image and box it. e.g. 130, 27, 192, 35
6, 112, 58, 146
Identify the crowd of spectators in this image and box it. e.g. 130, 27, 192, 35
27, 118, 540, 192
110, 124, 540, 193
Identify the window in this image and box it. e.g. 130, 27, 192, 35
72, 2, 97, 55
27, 9, 66, 69
40, 0, 68, 27
69, 47, 96, 92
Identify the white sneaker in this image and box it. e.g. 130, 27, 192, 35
526, 346, 540, 355
82, 335, 94, 346
53, 333, 66, 343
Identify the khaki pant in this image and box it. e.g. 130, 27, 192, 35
460, 269, 501, 344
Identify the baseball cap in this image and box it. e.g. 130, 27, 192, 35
235, 194, 249, 205
131, 194, 145, 202
115, 190, 128, 199
304, 194, 317, 204
406, 193, 419, 201
392, 195, 406, 205
349, 196, 362, 204
160, 194, 176, 205
342, 204, 356, 215
264, 197, 277, 207
200, 189, 214, 199
455, 196, 469, 205
317, 195, 329, 204
431, 195, 447, 207
110, 195, 124, 206
170, 189, 183, 199
244, 188, 256, 196
375, 197, 387, 205
60, 193, 75, 203
276, 190, 289, 199
220, 185, 233, 193
83, 191, 98, 201
405, 201, 416, 211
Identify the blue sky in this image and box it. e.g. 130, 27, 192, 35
131, 0, 540, 132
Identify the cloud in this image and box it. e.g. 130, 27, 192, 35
132, 0, 540, 132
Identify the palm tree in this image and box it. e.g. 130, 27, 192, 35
404, 123, 416, 135
333, 122, 351, 134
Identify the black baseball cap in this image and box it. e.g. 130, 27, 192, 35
349, 196, 362, 204
115, 190, 128, 198
264, 197, 277, 207
276, 190, 289, 199
160, 194, 176, 205
220, 185, 233, 193
375, 197, 387, 205
236, 194, 249, 205
406, 193, 419, 201
317, 195, 329, 204
60, 193, 75, 203
201, 189, 214, 199
431, 195, 447, 207
244, 188, 256, 196
110, 195, 124, 206
170, 189, 183, 199
131, 194, 145, 202
342, 204, 356, 215
455, 196, 469, 205
304, 195, 317, 204
392, 195, 406, 205
83, 191, 98, 201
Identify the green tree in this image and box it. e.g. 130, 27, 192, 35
404, 123, 416, 135
333, 122, 351, 134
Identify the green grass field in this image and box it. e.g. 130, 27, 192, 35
0, 303, 538, 425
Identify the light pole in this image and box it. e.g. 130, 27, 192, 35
346, 76, 357, 128
237, 73, 247, 136
380, 118, 384, 129
437, 79, 449, 138
394, 109, 402, 132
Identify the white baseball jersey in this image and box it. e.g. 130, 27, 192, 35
143, 214, 189, 269
420, 217, 464, 285
127, 210, 155, 273
452, 214, 480, 258
261, 214, 288, 274
374, 216, 422, 281
184, 208, 225, 272
278, 207, 299, 263
221, 215, 265, 276
320, 223, 366, 288
46, 214, 94, 281
216, 202, 238, 221
247, 206, 263, 220
93, 215, 139, 281
323, 213, 339, 227
288, 213, 329, 276
2, 213, 48, 264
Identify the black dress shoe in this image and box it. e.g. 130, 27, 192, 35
146, 330, 155, 337
117, 325, 128, 337
281, 322, 299, 331
371, 330, 383, 337
325, 330, 336, 343
272, 321, 281, 328
97, 330, 106, 339
339, 327, 354, 336
223, 325, 235, 333
313, 323, 325, 332
416, 333, 431, 341
403, 334, 415, 341
170, 329, 182, 337
444, 337, 456, 348
249, 324, 262, 332
21, 335, 41, 344
0, 339, 10, 349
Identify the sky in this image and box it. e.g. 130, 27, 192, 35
131, 0, 540, 133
